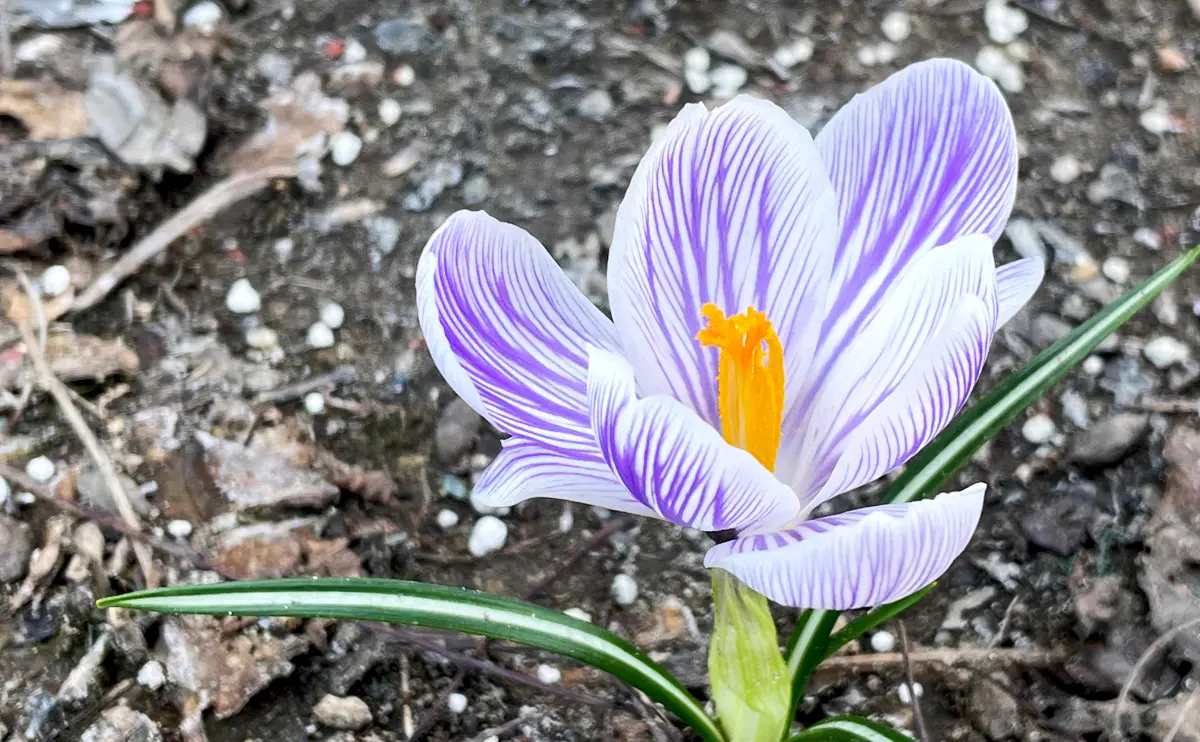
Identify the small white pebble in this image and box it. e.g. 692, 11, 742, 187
683, 46, 711, 72
611, 573, 639, 606
320, 301, 346, 329
1101, 256, 1131, 284
393, 64, 416, 86
225, 278, 261, 314
1140, 101, 1180, 135
39, 265, 71, 297
870, 630, 897, 653
182, 1, 223, 32
342, 38, 367, 64
684, 68, 711, 94
1021, 413, 1057, 444
468, 516, 508, 557
1133, 227, 1162, 250
772, 38, 814, 69
166, 520, 193, 539
378, 98, 402, 126
975, 45, 1024, 93
307, 321, 336, 349
563, 607, 593, 622
245, 326, 279, 350
274, 237, 295, 262
435, 508, 460, 530
1081, 355, 1105, 376
1144, 336, 1190, 369
708, 64, 748, 98
303, 392, 326, 415
0, 476, 10, 506
897, 681, 924, 704
1050, 155, 1082, 184
536, 664, 562, 685
984, 0, 1028, 44
880, 11, 912, 42
25, 456, 55, 483
447, 692, 468, 714
15, 491, 36, 506
330, 131, 364, 166
136, 660, 166, 690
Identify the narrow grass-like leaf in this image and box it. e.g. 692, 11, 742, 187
787, 716, 914, 741
98, 577, 725, 742
820, 584, 936, 662
784, 247, 1200, 734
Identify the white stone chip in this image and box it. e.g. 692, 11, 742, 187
137, 660, 166, 690
329, 131, 364, 166
1081, 356, 1105, 376
468, 516, 508, 557
166, 520, 193, 539
26, 456, 55, 483
40, 265, 71, 297
897, 681, 924, 704
564, 607, 593, 622
245, 326, 279, 350
536, 664, 562, 685
225, 278, 261, 314
1021, 413, 1057, 444
611, 573, 639, 606
870, 630, 897, 653
320, 301, 346, 329
447, 692, 468, 714
709, 64, 748, 98
683, 46, 711, 72
313, 694, 372, 730
1049, 155, 1082, 184
378, 98, 402, 126
984, 0, 1029, 44
1144, 336, 1190, 369
435, 508, 460, 530
975, 45, 1024, 93
303, 392, 326, 415
307, 321, 335, 349
182, 1, 223, 32
881, 11, 912, 42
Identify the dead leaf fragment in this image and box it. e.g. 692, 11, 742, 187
201, 433, 340, 510
0, 79, 89, 140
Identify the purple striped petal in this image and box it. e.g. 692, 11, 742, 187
607, 95, 838, 425
473, 438, 657, 517
777, 235, 998, 500
587, 347, 799, 533
417, 210, 622, 457
809, 296, 994, 509
704, 485, 986, 609
995, 258, 1045, 326
808, 58, 1017, 413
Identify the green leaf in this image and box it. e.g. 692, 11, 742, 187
820, 584, 936, 663
787, 717, 914, 741
783, 246, 1200, 730
98, 577, 725, 742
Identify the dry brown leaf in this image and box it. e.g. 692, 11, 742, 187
0, 79, 88, 141
223, 72, 348, 173
44, 330, 140, 382
1, 278, 74, 323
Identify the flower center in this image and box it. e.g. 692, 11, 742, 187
696, 303, 785, 472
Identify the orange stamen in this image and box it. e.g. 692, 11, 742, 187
696, 303, 785, 471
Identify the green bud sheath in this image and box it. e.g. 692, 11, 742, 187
708, 569, 791, 742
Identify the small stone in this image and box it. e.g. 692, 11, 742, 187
245, 327, 279, 350
984, 0, 1028, 44
319, 301, 345, 329
307, 322, 335, 349
1021, 414, 1057, 444
1050, 155, 1082, 184
182, 1, 223, 32
440, 474, 470, 500
536, 664, 562, 685
709, 64, 748, 97
1031, 313, 1072, 349
1158, 47, 1190, 72
684, 68, 711, 94
330, 131, 363, 166
772, 38, 814, 69
612, 573, 639, 606
81, 706, 161, 742
375, 17, 433, 55
1082, 355, 1105, 376
468, 516, 508, 557
225, 279, 261, 314
870, 630, 896, 653
273, 237, 295, 262
1060, 389, 1089, 428
0, 475, 9, 506
1144, 336, 1190, 369
975, 45, 1024, 93
137, 660, 166, 690
1069, 413, 1149, 466
577, 89, 614, 120
1140, 100, 1180, 135
461, 174, 491, 206
378, 98, 402, 126
564, 607, 593, 622
365, 215, 401, 256
857, 42, 898, 67
1019, 494, 1097, 555
392, 64, 416, 86
166, 520, 193, 539
965, 679, 1023, 740
381, 145, 422, 178
256, 52, 294, 86
0, 514, 32, 583
26, 456, 55, 482
342, 38, 367, 64
39, 265, 71, 297
880, 11, 912, 42
436, 398, 482, 462
897, 681, 924, 704
303, 392, 326, 415
435, 509, 459, 530
447, 692, 468, 714
683, 46, 711, 72
313, 694, 372, 730
1101, 256, 1131, 284
1133, 226, 1162, 250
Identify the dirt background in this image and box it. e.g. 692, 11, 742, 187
3, 0, 1200, 741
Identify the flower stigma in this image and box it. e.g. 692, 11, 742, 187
696, 303, 785, 471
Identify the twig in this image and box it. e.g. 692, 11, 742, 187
399, 653, 413, 739
2, 265, 44, 427
0, 463, 234, 578
466, 716, 529, 742
1135, 396, 1200, 414
72, 165, 296, 312
989, 595, 1020, 649
1163, 686, 1200, 742
1114, 615, 1200, 736
815, 646, 1065, 671
523, 516, 633, 600
897, 622, 929, 742
252, 365, 358, 405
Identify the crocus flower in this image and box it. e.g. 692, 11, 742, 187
417, 59, 1042, 610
